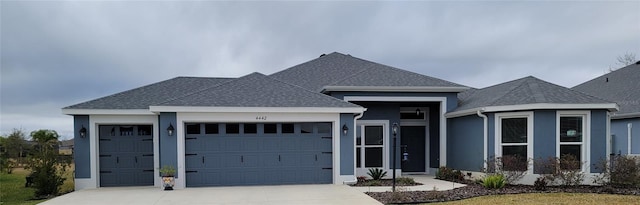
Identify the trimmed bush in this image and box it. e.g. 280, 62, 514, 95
436, 166, 464, 182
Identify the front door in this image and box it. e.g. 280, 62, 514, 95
401, 126, 426, 172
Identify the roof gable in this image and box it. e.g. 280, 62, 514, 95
64, 77, 232, 109
456, 76, 612, 112
159, 72, 361, 108
270, 52, 467, 92
573, 62, 640, 116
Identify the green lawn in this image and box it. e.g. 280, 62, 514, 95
430, 193, 640, 205
0, 166, 74, 205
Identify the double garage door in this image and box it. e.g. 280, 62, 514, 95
185, 122, 333, 187
99, 125, 154, 187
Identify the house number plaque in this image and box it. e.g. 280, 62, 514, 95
255, 116, 267, 120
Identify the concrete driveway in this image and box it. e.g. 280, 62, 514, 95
41, 185, 382, 205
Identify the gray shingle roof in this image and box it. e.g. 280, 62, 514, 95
270, 52, 467, 92
159, 72, 361, 108
64, 77, 232, 109
455, 76, 612, 111
573, 62, 640, 116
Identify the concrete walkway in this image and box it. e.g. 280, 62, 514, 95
42, 184, 382, 205
352, 175, 466, 192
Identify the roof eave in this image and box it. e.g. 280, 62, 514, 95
321, 86, 470, 93
61, 109, 156, 116
149, 106, 366, 114
611, 112, 640, 120
445, 103, 619, 118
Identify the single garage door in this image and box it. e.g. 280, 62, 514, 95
99, 125, 154, 187
185, 122, 333, 187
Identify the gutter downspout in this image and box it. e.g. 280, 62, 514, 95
345, 111, 365, 185
629, 123, 633, 155
477, 109, 488, 170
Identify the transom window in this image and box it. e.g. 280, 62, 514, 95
557, 111, 589, 171
496, 112, 533, 172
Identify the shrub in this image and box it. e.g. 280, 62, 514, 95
535, 155, 585, 187
484, 155, 529, 185
26, 130, 69, 198
367, 168, 387, 180
396, 177, 416, 185
357, 176, 367, 183
534, 176, 547, 191
593, 155, 640, 188
435, 166, 464, 182
481, 174, 506, 189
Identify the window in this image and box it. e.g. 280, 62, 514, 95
282, 123, 294, 134
264, 124, 277, 134
186, 124, 200, 134
356, 124, 386, 168
301, 123, 314, 134
138, 125, 152, 136
557, 111, 589, 171
205, 124, 219, 134
244, 124, 257, 134
496, 112, 533, 172
317, 123, 331, 134
226, 123, 240, 134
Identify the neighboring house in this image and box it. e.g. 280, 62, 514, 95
58, 139, 74, 155
62, 52, 618, 190
573, 61, 640, 156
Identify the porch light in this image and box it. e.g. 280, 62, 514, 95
79, 126, 87, 138
167, 123, 175, 136
342, 124, 349, 135
392, 123, 398, 135
416, 108, 421, 116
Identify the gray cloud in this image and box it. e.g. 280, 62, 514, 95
1, 1, 639, 138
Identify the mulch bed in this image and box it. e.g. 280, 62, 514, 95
366, 183, 640, 204
351, 179, 423, 187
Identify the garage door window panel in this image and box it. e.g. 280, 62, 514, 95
226, 123, 240, 134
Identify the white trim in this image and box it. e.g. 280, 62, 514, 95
322, 86, 469, 93
477, 110, 488, 170
352, 113, 364, 178
446, 103, 619, 118
556, 110, 591, 173
355, 120, 389, 177
495, 111, 534, 174
174, 112, 343, 188
150, 106, 365, 114
343, 96, 448, 166
87, 115, 159, 189
63, 109, 155, 115
611, 112, 640, 120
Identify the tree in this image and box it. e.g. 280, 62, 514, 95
0, 129, 30, 172
610, 52, 637, 71
27, 129, 68, 198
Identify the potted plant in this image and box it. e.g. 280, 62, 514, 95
159, 165, 176, 190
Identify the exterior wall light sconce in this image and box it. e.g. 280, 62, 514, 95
416, 108, 421, 116
167, 123, 175, 136
79, 126, 87, 138
342, 124, 349, 135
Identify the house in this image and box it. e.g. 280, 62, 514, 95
573, 61, 640, 156
62, 52, 618, 190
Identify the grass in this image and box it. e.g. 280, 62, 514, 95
430, 193, 640, 205
0, 165, 74, 205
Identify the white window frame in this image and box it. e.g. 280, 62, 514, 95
556, 111, 590, 172
355, 120, 389, 176
495, 111, 534, 174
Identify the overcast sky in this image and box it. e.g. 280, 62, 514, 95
1, 1, 639, 139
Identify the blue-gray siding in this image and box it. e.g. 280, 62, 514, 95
340, 113, 355, 175
590, 110, 608, 173
74, 115, 90, 178
611, 118, 640, 155
447, 115, 484, 171
533, 110, 556, 174
159, 112, 177, 177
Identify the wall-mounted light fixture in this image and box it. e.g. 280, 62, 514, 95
79, 126, 87, 138
342, 124, 349, 135
416, 108, 421, 116
167, 123, 175, 136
